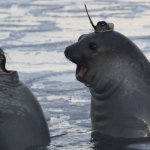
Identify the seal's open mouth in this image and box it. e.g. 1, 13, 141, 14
76, 64, 88, 81
64, 47, 88, 81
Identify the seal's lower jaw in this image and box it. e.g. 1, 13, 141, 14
76, 64, 88, 82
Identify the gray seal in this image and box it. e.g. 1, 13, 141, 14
0, 49, 50, 150
64, 21, 150, 140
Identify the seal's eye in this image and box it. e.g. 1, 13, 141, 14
89, 42, 97, 51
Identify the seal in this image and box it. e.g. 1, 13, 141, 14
0, 48, 50, 150
64, 5, 150, 140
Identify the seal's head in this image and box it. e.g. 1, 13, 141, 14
65, 31, 149, 89
64, 5, 149, 89
64, 5, 116, 87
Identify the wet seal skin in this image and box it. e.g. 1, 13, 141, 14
64, 5, 150, 147
0, 48, 50, 150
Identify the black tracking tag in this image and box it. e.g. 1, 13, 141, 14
85, 4, 114, 32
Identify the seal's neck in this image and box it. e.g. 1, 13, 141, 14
89, 79, 123, 100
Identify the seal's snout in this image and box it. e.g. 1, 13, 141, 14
64, 47, 71, 60
64, 45, 81, 64
64, 45, 88, 82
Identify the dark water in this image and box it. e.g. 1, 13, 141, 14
0, 0, 149, 149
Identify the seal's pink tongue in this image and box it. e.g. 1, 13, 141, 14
78, 66, 87, 78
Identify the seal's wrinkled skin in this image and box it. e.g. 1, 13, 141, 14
0, 49, 50, 150
64, 29, 150, 140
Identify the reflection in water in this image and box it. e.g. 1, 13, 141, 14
91, 132, 150, 150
